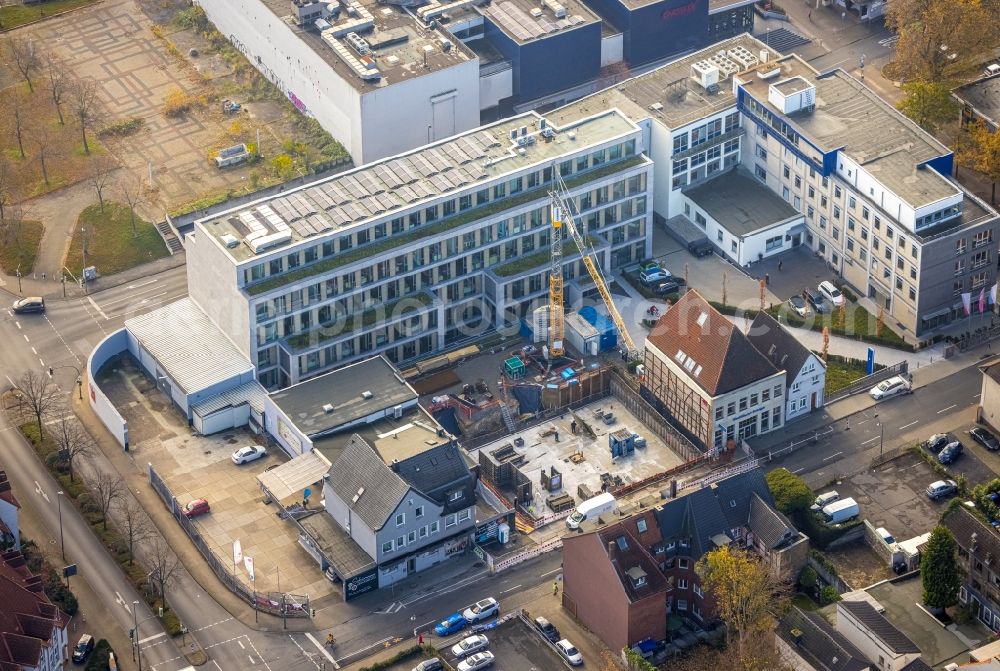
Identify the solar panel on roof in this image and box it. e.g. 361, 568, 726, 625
307, 214, 331, 232
376, 193, 399, 210
308, 188, 336, 211
329, 209, 351, 226
372, 164, 403, 189
409, 153, 437, 177
290, 219, 314, 237
446, 169, 469, 188
340, 175, 369, 199
323, 182, 352, 205
412, 181, 434, 199
388, 159, 419, 184
398, 185, 419, 203
478, 131, 500, 148
425, 148, 451, 172
360, 196, 386, 215
291, 193, 316, 216
356, 171, 384, 195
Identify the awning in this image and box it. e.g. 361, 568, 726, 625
257, 451, 331, 503
921, 307, 952, 322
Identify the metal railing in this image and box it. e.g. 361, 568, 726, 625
824, 360, 908, 404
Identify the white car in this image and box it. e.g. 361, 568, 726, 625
818, 280, 846, 306
451, 635, 489, 658
457, 651, 495, 671
869, 376, 911, 400
556, 640, 583, 666
463, 597, 499, 623
232, 445, 267, 464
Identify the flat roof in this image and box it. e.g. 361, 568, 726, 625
312, 405, 448, 464
708, 0, 755, 12
953, 73, 1000, 127
736, 56, 958, 208
198, 109, 639, 264
550, 35, 778, 130
256, 450, 331, 503
686, 167, 801, 236
269, 355, 418, 437
298, 512, 376, 577
124, 298, 254, 394
480, 0, 600, 45
260, 0, 476, 92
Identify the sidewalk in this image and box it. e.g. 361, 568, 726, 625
0, 252, 187, 303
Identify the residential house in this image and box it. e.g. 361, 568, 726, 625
978, 357, 1000, 434
313, 432, 477, 598
643, 290, 786, 449
0, 550, 70, 671
953, 73, 1000, 132
746, 311, 826, 420
942, 506, 1000, 631
836, 601, 921, 671
775, 605, 871, 671
562, 467, 808, 651
0, 472, 20, 553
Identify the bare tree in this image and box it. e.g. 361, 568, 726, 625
88, 154, 117, 213
0, 201, 27, 254
0, 155, 10, 224
50, 416, 94, 483
11, 94, 27, 159
120, 173, 147, 235
115, 497, 153, 565
146, 537, 181, 607
13, 370, 59, 437
8, 37, 40, 92
92, 470, 125, 531
68, 79, 100, 155
31, 122, 54, 186
45, 54, 68, 125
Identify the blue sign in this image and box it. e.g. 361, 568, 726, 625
866, 347, 875, 375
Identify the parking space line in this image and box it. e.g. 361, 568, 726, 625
899, 421, 918, 430
861, 437, 880, 445
938, 404, 958, 414
822, 451, 843, 462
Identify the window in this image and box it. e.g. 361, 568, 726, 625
419, 526, 428, 538
819, 216, 827, 230
727, 401, 736, 416
766, 235, 783, 252
783, 164, 791, 179
679, 558, 689, 569
430, 521, 440, 534
449, 490, 463, 502
382, 540, 394, 553
774, 384, 782, 397
677, 579, 689, 589
397, 536, 406, 548
458, 509, 471, 522
717, 230, 724, 242
693, 584, 703, 597
395, 513, 405, 526
445, 514, 457, 528
762, 388, 770, 401
715, 406, 724, 420
739, 397, 748, 411
755, 144, 767, 159
408, 530, 417, 543
415, 506, 424, 519
731, 240, 738, 253
637, 519, 648, 533
755, 164, 767, 181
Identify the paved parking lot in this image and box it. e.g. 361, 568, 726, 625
440, 618, 565, 671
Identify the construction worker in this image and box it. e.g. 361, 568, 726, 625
326, 633, 335, 647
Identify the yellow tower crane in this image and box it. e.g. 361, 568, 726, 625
547, 177, 637, 358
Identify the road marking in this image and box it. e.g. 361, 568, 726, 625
856, 419, 872, 425
248, 655, 255, 664
861, 437, 880, 446
878, 35, 899, 47
938, 404, 958, 414
193, 617, 232, 632
899, 421, 918, 430
400, 570, 489, 607
304, 632, 339, 668
245, 638, 273, 671
791, 468, 805, 474
822, 451, 843, 462
14, 321, 21, 329
975, 393, 982, 398
34, 481, 50, 503
31, 347, 37, 355
128, 279, 158, 290
138, 632, 166, 644
23, 334, 29, 343
541, 567, 561, 578
114, 592, 132, 614
213, 662, 222, 671
500, 584, 522, 595
87, 297, 109, 320
238, 640, 245, 650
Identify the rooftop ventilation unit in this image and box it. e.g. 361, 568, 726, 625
220, 233, 239, 248
345, 31, 371, 54
542, 0, 566, 18
727, 45, 759, 70
440, 37, 453, 51
393, 404, 403, 418
530, 7, 542, 16
691, 60, 719, 90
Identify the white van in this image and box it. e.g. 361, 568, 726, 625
822, 497, 859, 524
566, 492, 617, 530
985, 63, 1000, 77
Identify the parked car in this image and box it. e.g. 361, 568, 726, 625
232, 445, 267, 464
925, 433, 951, 454
818, 280, 846, 306
926, 479, 959, 500
182, 498, 210, 518
869, 376, 911, 400
688, 239, 714, 257
938, 441, 964, 465
810, 491, 840, 513
534, 616, 560, 642
463, 598, 499, 623
452, 635, 489, 658
72, 634, 95, 663
654, 280, 681, 296
457, 651, 495, 671
434, 613, 467, 636
969, 427, 1000, 451
412, 659, 443, 671
787, 295, 810, 318
555, 640, 584, 666
802, 289, 830, 313
640, 269, 670, 285
875, 527, 895, 544
11, 296, 45, 314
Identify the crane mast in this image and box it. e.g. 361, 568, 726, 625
548, 204, 565, 358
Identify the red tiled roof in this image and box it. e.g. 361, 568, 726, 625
0, 472, 19, 509
646, 290, 779, 396
0, 551, 66, 669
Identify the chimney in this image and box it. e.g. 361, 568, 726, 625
608, 541, 616, 562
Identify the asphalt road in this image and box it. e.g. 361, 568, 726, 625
765, 363, 989, 487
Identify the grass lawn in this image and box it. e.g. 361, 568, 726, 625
0, 0, 97, 31
0, 220, 44, 275
824, 356, 875, 394
65, 203, 169, 277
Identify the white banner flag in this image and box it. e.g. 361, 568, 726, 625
233, 539, 243, 566
962, 292, 972, 316
991, 282, 998, 306
244, 555, 255, 582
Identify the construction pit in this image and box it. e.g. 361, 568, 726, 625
472, 398, 688, 522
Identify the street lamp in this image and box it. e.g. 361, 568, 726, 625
49, 365, 83, 400
57, 491, 65, 561
874, 413, 885, 458
133, 600, 142, 671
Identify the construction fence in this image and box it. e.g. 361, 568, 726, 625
147, 464, 310, 618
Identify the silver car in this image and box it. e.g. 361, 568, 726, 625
451, 635, 489, 658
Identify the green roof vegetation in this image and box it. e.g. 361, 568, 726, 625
244, 156, 646, 296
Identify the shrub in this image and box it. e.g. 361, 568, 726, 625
162, 89, 192, 117
798, 565, 819, 590
271, 154, 294, 179
819, 585, 841, 605
99, 117, 144, 138
85, 640, 113, 671
44, 570, 79, 615
765, 468, 814, 514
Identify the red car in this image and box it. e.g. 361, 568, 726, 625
182, 498, 210, 518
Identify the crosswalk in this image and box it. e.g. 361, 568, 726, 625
877, 34, 899, 48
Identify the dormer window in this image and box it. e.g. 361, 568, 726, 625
448, 490, 463, 502
637, 519, 648, 533
627, 566, 648, 589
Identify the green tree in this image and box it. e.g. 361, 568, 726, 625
765, 468, 814, 515
896, 80, 958, 133
921, 524, 961, 610
798, 565, 818, 592
885, 0, 997, 82
959, 122, 1000, 205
